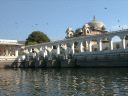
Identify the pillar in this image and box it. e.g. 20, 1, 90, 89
80, 42, 84, 52
40, 47, 42, 51
24, 49, 28, 54
57, 45, 60, 54
122, 38, 126, 49
88, 41, 92, 52
15, 50, 18, 57
72, 43, 75, 54
29, 48, 32, 53
44, 46, 48, 57
39, 47, 44, 57
42, 50, 45, 58
5, 49, 9, 56
110, 40, 113, 50
51, 46, 53, 50
98, 40, 102, 51
25, 49, 29, 61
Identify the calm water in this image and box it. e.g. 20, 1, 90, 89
0, 68, 128, 96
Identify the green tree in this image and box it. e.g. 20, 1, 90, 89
25, 31, 50, 45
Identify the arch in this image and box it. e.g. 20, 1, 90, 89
53, 45, 57, 49
85, 39, 99, 52
86, 28, 90, 34
60, 43, 67, 50
74, 41, 79, 53
32, 48, 40, 53
66, 42, 71, 48
89, 39, 99, 51
111, 35, 122, 50
82, 40, 88, 51
64, 42, 72, 55
111, 35, 122, 42
60, 43, 67, 54
123, 34, 128, 48
125, 35, 128, 40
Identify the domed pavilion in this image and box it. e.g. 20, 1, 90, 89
66, 16, 107, 38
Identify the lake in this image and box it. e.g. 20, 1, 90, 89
0, 68, 128, 96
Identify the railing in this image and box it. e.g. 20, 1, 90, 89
0, 56, 18, 61
75, 48, 128, 56
25, 29, 128, 49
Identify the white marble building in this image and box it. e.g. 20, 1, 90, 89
0, 39, 23, 61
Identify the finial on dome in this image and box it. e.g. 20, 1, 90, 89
93, 16, 96, 21
66, 27, 74, 33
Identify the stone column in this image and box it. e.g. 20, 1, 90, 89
41, 48, 45, 58
24, 49, 29, 61
88, 41, 92, 52
44, 46, 48, 57
110, 40, 113, 50
5, 49, 9, 56
122, 38, 126, 49
98, 40, 102, 51
71, 43, 75, 54
32, 48, 36, 58
80, 42, 84, 52
15, 50, 18, 57
24, 49, 29, 54
29, 48, 32, 53
51, 46, 53, 50
39, 47, 44, 57
57, 45, 60, 54
40, 47, 42, 51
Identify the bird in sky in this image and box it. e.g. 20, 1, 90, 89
117, 19, 120, 23
104, 7, 107, 10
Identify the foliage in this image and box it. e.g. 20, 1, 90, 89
25, 31, 50, 45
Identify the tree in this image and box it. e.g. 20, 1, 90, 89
25, 31, 50, 45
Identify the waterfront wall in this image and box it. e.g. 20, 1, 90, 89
0, 56, 18, 68
7, 49, 128, 68
1, 49, 128, 68
74, 49, 128, 67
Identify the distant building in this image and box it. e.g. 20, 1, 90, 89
65, 17, 127, 52
0, 39, 23, 57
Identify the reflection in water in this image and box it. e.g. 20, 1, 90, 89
0, 68, 128, 96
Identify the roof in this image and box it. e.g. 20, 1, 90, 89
87, 17, 106, 31
0, 39, 23, 46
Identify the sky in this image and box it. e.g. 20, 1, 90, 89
0, 0, 128, 41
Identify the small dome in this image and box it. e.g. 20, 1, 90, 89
87, 16, 106, 31
83, 24, 90, 28
75, 28, 83, 33
66, 27, 74, 33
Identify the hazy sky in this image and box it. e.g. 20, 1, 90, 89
0, 0, 128, 41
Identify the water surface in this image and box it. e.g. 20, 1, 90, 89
0, 68, 128, 96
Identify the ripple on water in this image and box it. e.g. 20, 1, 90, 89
0, 68, 128, 96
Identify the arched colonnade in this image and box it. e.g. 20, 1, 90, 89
24, 29, 128, 58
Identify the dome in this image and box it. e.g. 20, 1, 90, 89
87, 16, 106, 31
83, 24, 90, 28
75, 28, 83, 33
